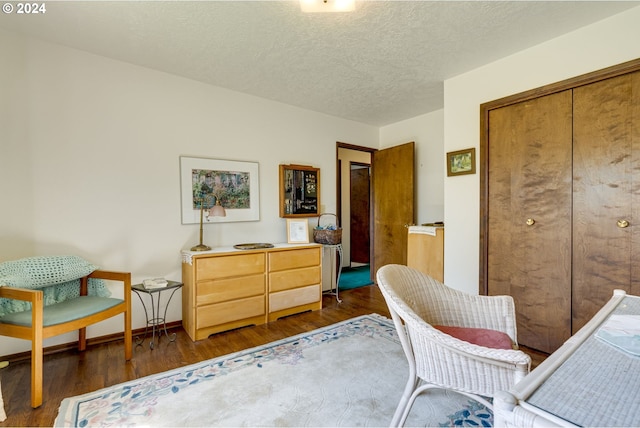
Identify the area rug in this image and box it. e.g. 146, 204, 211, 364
55, 314, 492, 427
339, 265, 374, 290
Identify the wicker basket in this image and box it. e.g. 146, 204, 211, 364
313, 213, 342, 245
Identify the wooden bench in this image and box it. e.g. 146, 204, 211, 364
0, 270, 132, 408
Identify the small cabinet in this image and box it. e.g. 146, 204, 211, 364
279, 164, 320, 217
407, 226, 444, 282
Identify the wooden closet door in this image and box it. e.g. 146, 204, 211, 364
487, 91, 573, 353
572, 71, 640, 333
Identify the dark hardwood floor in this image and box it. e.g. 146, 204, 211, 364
0, 284, 547, 427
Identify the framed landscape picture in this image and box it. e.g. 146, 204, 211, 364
180, 156, 260, 224
446, 148, 476, 176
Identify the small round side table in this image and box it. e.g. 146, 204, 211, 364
131, 280, 183, 350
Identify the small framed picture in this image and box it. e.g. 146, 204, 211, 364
447, 148, 476, 176
286, 219, 310, 244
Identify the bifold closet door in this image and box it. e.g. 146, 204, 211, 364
572, 71, 640, 333
487, 91, 573, 354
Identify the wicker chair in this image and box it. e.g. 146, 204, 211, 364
376, 264, 531, 427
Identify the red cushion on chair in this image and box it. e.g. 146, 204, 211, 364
434, 325, 513, 350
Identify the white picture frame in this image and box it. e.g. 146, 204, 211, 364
286, 219, 310, 244
180, 156, 260, 224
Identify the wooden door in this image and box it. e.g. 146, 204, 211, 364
487, 91, 573, 353
371, 142, 415, 280
350, 165, 370, 264
572, 71, 640, 333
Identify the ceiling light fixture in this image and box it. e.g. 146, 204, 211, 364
300, 0, 355, 13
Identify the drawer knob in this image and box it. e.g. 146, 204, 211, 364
617, 219, 630, 228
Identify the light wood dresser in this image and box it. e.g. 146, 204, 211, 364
181, 243, 322, 341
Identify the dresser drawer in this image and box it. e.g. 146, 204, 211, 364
269, 284, 320, 312
197, 274, 265, 306
269, 266, 320, 293
268, 248, 320, 272
196, 295, 265, 329
196, 253, 265, 280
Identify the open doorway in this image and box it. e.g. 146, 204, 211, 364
349, 163, 370, 266
337, 143, 374, 289
337, 141, 415, 287
337, 143, 375, 269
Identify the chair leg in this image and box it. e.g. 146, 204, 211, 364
389, 309, 420, 427
78, 327, 87, 351
31, 295, 44, 408
124, 310, 132, 361
398, 383, 441, 427
31, 337, 43, 408
390, 375, 419, 427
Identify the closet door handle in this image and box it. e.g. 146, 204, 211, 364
617, 219, 630, 228
526, 218, 535, 226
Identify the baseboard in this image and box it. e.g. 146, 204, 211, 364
1, 320, 183, 363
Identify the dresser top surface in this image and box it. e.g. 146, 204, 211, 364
182, 243, 321, 258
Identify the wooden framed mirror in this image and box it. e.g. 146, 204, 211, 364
279, 164, 320, 217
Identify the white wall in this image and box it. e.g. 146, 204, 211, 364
0, 29, 378, 355
6, 5, 640, 356
380, 110, 445, 225
443, 6, 640, 294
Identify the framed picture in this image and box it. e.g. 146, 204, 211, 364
286, 219, 310, 244
180, 156, 260, 224
446, 148, 476, 176
279, 164, 320, 218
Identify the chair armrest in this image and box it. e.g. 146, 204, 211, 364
0, 286, 42, 303
89, 270, 131, 283
431, 326, 531, 366
87, 270, 131, 297
0, 286, 45, 333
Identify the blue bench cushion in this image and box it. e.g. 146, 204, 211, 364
0, 296, 124, 327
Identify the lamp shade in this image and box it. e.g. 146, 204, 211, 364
209, 201, 226, 217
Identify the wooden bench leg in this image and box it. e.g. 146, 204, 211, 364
31, 342, 43, 408
124, 307, 132, 360
31, 296, 44, 408
79, 327, 87, 352
31, 311, 44, 409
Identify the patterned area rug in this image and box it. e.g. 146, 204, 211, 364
55, 314, 491, 427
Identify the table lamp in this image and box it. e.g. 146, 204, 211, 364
191, 197, 226, 251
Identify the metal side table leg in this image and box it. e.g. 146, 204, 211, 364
131, 281, 183, 350
323, 244, 343, 303
335, 244, 343, 303
160, 286, 181, 342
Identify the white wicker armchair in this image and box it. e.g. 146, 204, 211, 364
376, 264, 531, 427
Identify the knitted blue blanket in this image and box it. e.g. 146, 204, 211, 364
0, 255, 111, 317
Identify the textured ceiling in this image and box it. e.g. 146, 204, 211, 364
1, 1, 638, 126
